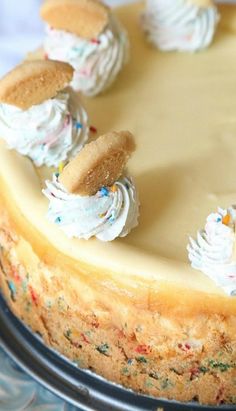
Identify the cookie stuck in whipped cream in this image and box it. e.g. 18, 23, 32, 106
59, 131, 135, 195
0, 60, 89, 167
41, 0, 129, 96
187, 207, 236, 296
0, 59, 73, 110
43, 131, 139, 241
141, 0, 219, 53
40, 0, 109, 39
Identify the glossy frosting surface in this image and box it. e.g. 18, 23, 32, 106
1, 3, 236, 297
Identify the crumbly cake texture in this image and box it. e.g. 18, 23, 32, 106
0, 194, 236, 406
1, 1, 236, 406
0, 60, 74, 110
59, 131, 136, 195
40, 0, 109, 39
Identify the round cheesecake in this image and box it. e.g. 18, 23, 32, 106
1, 2, 236, 405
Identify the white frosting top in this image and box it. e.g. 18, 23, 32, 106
43, 174, 139, 241
141, 0, 219, 52
0, 90, 89, 167
44, 15, 129, 96
188, 207, 236, 296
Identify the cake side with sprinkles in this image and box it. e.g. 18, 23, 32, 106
1, 202, 236, 405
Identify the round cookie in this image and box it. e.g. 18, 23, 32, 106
40, 0, 109, 39
59, 131, 135, 195
0, 60, 74, 110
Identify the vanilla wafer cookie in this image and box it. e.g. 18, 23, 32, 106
0, 60, 88, 168
41, 0, 129, 96
43, 130, 139, 240
0, 60, 73, 110
41, 0, 109, 39
59, 130, 135, 195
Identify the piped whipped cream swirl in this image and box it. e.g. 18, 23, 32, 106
43, 173, 139, 241
44, 15, 129, 96
141, 0, 219, 52
0, 90, 89, 167
187, 207, 236, 296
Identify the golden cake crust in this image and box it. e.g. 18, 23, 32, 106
0, 60, 74, 110
40, 0, 109, 39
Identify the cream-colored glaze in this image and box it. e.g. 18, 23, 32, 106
1, 3, 236, 298
188, 0, 213, 8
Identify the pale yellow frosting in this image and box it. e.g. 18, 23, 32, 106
1, 3, 236, 298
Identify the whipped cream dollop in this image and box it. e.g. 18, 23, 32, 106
141, 0, 219, 52
44, 15, 129, 96
0, 90, 89, 167
187, 207, 236, 296
43, 173, 139, 241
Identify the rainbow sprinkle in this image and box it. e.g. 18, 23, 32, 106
99, 212, 106, 219
8, 281, 16, 301
222, 214, 230, 226
91, 38, 101, 45
12, 267, 21, 282
75, 122, 83, 130
90, 126, 97, 133
136, 356, 147, 363
100, 187, 109, 197
81, 333, 90, 344
110, 185, 117, 193
96, 343, 109, 356
135, 344, 150, 355
109, 212, 115, 223
29, 285, 38, 306
58, 162, 64, 174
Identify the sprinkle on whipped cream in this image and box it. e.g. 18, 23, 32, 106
141, 0, 219, 52
0, 89, 89, 167
187, 207, 236, 296
44, 15, 129, 96
43, 173, 139, 241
